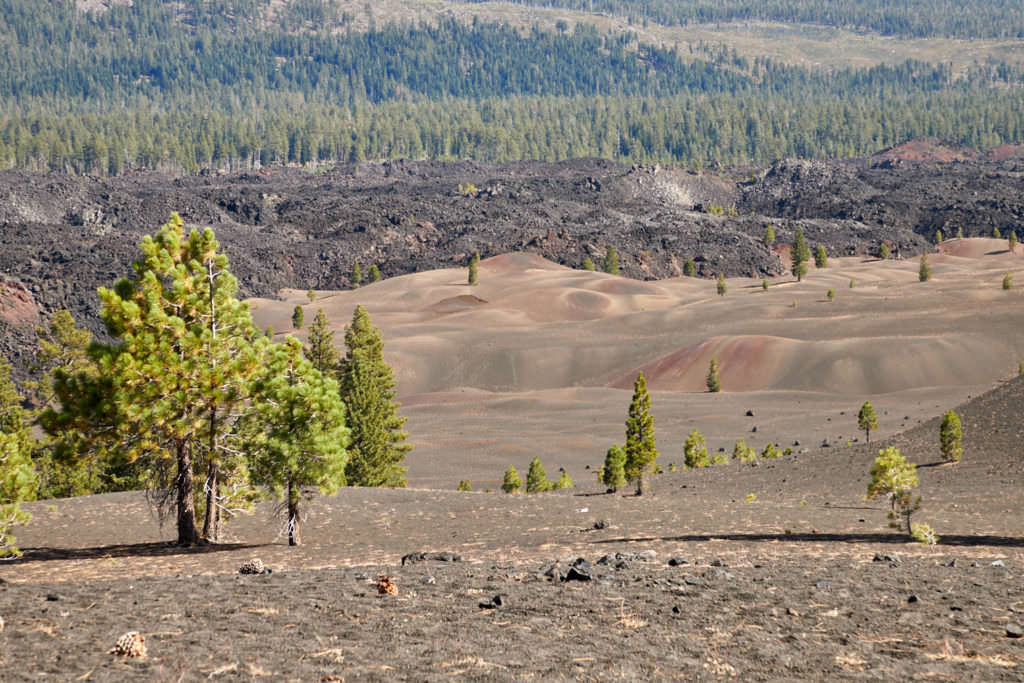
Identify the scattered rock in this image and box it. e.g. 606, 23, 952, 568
907, 595, 919, 604
109, 631, 147, 658
815, 581, 831, 590
668, 557, 689, 567
420, 575, 436, 585
672, 605, 682, 614
971, 561, 981, 568
354, 571, 369, 580
991, 559, 1005, 567
1006, 624, 1024, 638
683, 576, 704, 587
786, 607, 800, 617
873, 553, 900, 566
710, 559, 727, 567
402, 551, 462, 566
615, 561, 631, 571
751, 426, 758, 433
479, 595, 505, 609
941, 559, 956, 568
238, 559, 266, 575
564, 566, 593, 582
636, 550, 657, 562
377, 574, 398, 595
745, 410, 754, 416
45, 593, 60, 601
592, 519, 609, 530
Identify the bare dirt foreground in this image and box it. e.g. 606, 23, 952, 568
2, 248, 1024, 681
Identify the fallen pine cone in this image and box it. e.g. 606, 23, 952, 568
109, 631, 147, 658
377, 573, 397, 595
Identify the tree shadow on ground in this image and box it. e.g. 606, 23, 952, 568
592, 532, 1024, 548
7, 541, 267, 565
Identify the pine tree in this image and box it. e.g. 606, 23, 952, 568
307, 289, 316, 303
27, 310, 105, 499
0, 355, 36, 557
600, 444, 627, 491
732, 437, 756, 462
939, 410, 962, 463
764, 225, 775, 248
919, 253, 931, 282
292, 305, 305, 329
582, 256, 595, 271
762, 278, 769, 290
683, 428, 709, 468
47, 214, 263, 544
1003, 272, 1014, 290
858, 401, 878, 443
468, 252, 480, 286
716, 273, 727, 295
683, 258, 696, 277
502, 464, 521, 493
304, 309, 337, 376
351, 262, 362, 288
338, 305, 410, 487
1009, 231, 1018, 253
879, 243, 890, 260
457, 479, 472, 491
368, 265, 381, 283
935, 229, 943, 244
791, 227, 810, 281
867, 447, 920, 535
706, 357, 721, 392
827, 288, 835, 302
814, 245, 828, 268
994, 227, 1002, 239
604, 245, 620, 275
525, 456, 551, 493
555, 468, 574, 490
245, 338, 349, 546
623, 372, 658, 495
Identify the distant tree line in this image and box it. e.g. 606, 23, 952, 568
0, 2, 1023, 173
454, 0, 1024, 39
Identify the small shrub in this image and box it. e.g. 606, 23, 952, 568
761, 443, 781, 459
879, 243, 890, 260
711, 451, 728, 465
956, 226, 964, 239
849, 278, 855, 288
683, 428, 709, 468
993, 226, 1002, 239
457, 479, 472, 491
668, 462, 677, 472
292, 305, 304, 329
351, 262, 362, 288
782, 446, 793, 456
791, 299, 798, 308
814, 245, 828, 268
683, 258, 696, 277
582, 256, 595, 271
459, 182, 478, 196
307, 289, 315, 303
555, 468, 574, 490
716, 273, 727, 296
732, 437, 756, 462
934, 229, 943, 244
603, 245, 620, 275
367, 264, 381, 283
826, 288, 835, 302
762, 278, 769, 290
764, 225, 775, 248
1003, 272, 1013, 290
746, 493, 757, 503
910, 522, 939, 546
1009, 230, 1018, 253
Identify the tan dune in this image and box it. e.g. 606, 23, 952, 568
248, 243, 1024, 488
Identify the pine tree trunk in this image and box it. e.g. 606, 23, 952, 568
176, 440, 200, 546
288, 479, 301, 546
202, 459, 220, 542
635, 470, 645, 496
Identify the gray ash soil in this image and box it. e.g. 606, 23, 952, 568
5, 151, 1024, 373
2, 377, 1024, 680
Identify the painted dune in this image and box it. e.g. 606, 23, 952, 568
248, 241, 1024, 489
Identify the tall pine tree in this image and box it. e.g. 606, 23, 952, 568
245, 338, 349, 546
50, 214, 264, 544
623, 372, 657, 495
791, 227, 810, 281
338, 305, 410, 487
304, 309, 338, 376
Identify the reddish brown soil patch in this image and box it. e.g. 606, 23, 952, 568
873, 138, 979, 162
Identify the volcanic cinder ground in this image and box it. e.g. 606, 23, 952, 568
4, 239, 1024, 681
251, 239, 1024, 491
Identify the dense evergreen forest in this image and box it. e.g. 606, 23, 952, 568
0, 0, 1022, 173
456, 0, 1024, 39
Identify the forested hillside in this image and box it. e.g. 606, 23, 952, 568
0, 0, 1022, 172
